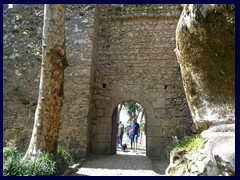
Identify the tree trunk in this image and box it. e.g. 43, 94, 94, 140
23, 4, 67, 160
140, 108, 145, 121
117, 103, 122, 122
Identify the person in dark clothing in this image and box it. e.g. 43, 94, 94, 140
129, 118, 140, 152
118, 121, 124, 146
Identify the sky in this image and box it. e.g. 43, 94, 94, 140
119, 108, 129, 126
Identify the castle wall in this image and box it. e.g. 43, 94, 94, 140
3, 4, 193, 159
3, 4, 95, 158
91, 4, 193, 159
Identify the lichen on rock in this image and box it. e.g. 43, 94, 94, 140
175, 4, 235, 130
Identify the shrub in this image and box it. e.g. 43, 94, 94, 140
54, 146, 78, 175
3, 146, 78, 176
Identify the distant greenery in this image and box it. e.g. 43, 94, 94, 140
140, 119, 145, 132
170, 135, 204, 153
123, 101, 142, 123
3, 145, 78, 176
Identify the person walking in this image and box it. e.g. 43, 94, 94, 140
129, 118, 140, 152
117, 121, 124, 147
118, 121, 124, 146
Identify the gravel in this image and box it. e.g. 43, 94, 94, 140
70, 149, 168, 176
70, 135, 169, 176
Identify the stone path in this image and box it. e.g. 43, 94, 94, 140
70, 134, 169, 176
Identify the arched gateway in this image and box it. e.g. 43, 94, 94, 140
111, 100, 147, 155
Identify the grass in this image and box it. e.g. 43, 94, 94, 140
168, 135, 205, 176
3, 145, 78, 176
170, 134, 204, 153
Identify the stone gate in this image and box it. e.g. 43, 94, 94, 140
3, 4, 193, 159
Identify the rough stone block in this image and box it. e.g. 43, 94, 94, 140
91, 142, 111, 155
96, 108, 105, 116
162, 117, 178, 127
147, 118, 162, 127
163, 127, 178, 137
148, 137, 166, 148
147, 127, 163, 137
104, 109, 115, 117
148, 147, 168, 159
152, 98, 165, 108
97, 133, 111, 143
97, 123, 112, 134
179, 117, 191, 126
154, 108, 167, 117
99, 117, 112, 124
171, 109, 182, 117
95, 100, 108, 108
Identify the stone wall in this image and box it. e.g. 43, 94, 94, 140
60, 4, 96, 158
3, 4, 44, 148
91, 4, 193, 159
3, 4, 96, 158
3, 4, 193, 159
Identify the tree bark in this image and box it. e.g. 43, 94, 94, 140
23, 4, 67, 160
140, 108, 145, 121
117, 103, 122, 122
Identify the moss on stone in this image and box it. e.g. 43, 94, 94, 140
176, 4, 235, 122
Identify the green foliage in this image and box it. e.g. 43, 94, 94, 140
22, 153, 56, 176
3, 147, 56, 176
54, 146, 78, 175
3, 147, 18, 161
170, 135, 204, 153
123, 101, 142, 120
140, 119, 145, 132
3, 146, 78, 176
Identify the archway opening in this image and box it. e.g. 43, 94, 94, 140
111, 100, 147, 156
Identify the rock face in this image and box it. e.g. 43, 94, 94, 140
171, 5, 235, 176
201, 121, 235, 176
175, 4, 235, 130
166, 121, 235, 176
166, 148, 211, 176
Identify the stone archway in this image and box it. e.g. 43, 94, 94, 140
111, 100, 148, 155
91, 89, 163, 156
90, 84, 193, 160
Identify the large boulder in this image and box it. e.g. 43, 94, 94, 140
175, 4, 235, 131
